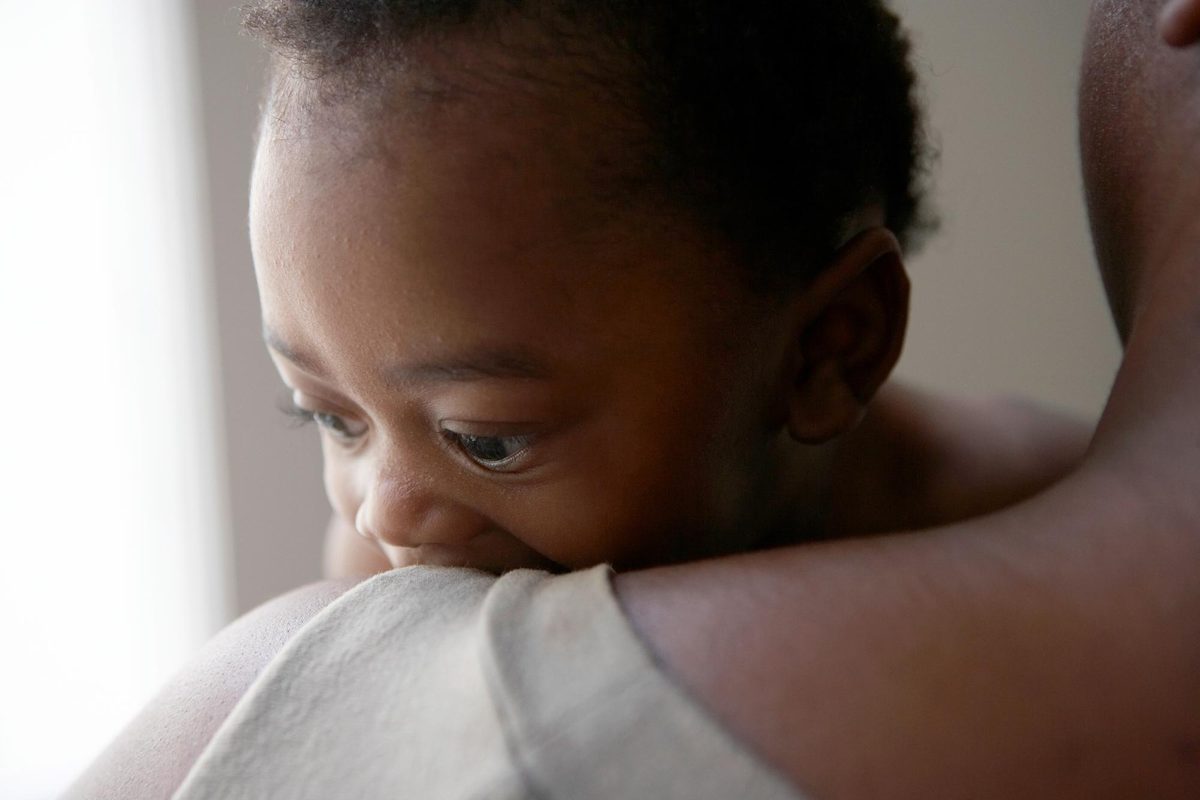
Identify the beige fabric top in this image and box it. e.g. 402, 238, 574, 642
173, 565, 808, 800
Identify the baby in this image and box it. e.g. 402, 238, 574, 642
246, 0, 1085, 575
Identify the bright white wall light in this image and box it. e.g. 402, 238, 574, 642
0, 2, 231, 797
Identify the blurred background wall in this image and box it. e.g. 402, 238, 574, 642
893, 0, 1120, 415
0, 0, 1119, 796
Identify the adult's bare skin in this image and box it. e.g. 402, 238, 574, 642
618, 1, 1200, 796
66, 2, 1198, 799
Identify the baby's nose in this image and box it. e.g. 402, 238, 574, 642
354, 478, 486, 549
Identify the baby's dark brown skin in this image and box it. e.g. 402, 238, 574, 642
254, 35, 917, 576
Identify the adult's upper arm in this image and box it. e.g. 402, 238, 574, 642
615, 499, 1200, 799
63, 578, 359, 800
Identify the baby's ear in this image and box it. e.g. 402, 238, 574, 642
784, 228, 909, 444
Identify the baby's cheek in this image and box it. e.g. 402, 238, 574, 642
500, 487, 615, 567
512, 499, 657, 570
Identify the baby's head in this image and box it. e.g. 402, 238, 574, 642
245, 0, 928, 572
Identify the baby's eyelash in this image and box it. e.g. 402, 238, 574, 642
278, 395, 316, 427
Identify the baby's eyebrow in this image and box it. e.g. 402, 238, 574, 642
385, 349, 552, 386
264, 325, 551, 385
264, 326, 325, 375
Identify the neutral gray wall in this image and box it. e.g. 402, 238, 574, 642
892, 0, 1121, 415
190, 0, 1122, 616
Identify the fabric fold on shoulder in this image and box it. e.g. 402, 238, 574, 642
173, 567, 526, 800
480, 565, 807, 800
175, 564, 807, 799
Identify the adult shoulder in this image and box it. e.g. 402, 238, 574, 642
615, 499, 1200, 799
64, 579, 359, 800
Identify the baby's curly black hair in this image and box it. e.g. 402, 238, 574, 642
243, 0, 932, 288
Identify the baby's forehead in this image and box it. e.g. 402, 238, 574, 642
254, 93, 735, 299
264, 44, 654, 223
254, 116, 755, 400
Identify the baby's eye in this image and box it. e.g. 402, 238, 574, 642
312, 411, 367, 443
442, 429, 534, 472
283, 397, 366, 444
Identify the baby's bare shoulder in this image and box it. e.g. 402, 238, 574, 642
878, 383, 1093, 524
64, 579, 360, 800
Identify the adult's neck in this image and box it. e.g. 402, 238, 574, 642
1089, 181, 1200, 504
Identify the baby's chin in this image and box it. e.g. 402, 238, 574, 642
379, 538, 563, 575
